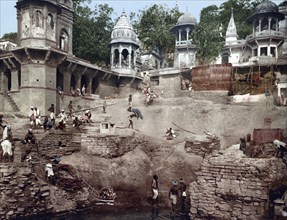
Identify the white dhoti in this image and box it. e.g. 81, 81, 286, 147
152, 188, 158, 199
170, 194, 177, 205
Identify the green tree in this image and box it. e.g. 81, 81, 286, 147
193, 0, 263, 65
73, 3, 113, 66
131, 4, 181, 67
193, 5, 224, 65
1, 32, 17, 43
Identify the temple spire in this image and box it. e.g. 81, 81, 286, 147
225, 9, 238, 43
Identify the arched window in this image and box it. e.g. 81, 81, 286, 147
261, 18, 268, 31
270, 18, 276, 31
121, 49, 129, 67
181, 30, 187, 41
59, 29, 69, 51
47, 13, 54, 29
34, 10, 44, 28
113, 49, 120, 66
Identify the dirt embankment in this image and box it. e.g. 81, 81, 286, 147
61, 91, 286, 208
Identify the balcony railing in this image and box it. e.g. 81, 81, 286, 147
246, 30, 284, 41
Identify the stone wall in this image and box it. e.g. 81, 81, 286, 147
185, 135, 220, 158
0, 164, 52, 220
38, 131, 81, 159
189, 148, 287, 220
81, 133, 144, 158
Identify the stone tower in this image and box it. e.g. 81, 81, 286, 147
246, 0, 285, 60
17, 0, 74, 52
12, 0, 74, 114
109, 11, 140, 76
170, 12, 197, 69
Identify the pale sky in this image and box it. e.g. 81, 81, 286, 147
0, 0, 284, 38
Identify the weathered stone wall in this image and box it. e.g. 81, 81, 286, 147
0, 164, 52, 220
185, 135, 220, 158
190, 148, 287, 220
81, 133, 144, 158
38, 131, 81, 159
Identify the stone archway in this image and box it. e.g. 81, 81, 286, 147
92, 76, 100, 94
121, 49, 129, 67
113, 49, 120, 67
3, 70, 11, 92
70, 74, 76, 91
81, 75, 88, 90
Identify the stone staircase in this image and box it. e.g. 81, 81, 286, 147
3, 93, 20, 112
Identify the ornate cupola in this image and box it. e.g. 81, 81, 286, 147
246, 0, 285, 59
109, 11, 140, 76
170, 12, 197, 69
16, 0, 74, 54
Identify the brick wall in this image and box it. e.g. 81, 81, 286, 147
81, 134, 144, 158
190, 151, 287, 220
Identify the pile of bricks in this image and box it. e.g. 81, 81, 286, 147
0, 164, 53, 220
189, 150, 287, 219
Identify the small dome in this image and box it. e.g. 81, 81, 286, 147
247, 0, 285, 22
254, 0, 278, 14
177, 13, 197, 25
110, 11, 139, 46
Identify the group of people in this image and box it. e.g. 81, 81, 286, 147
70, 85, 86, 97
142, 86, 159, 107
29, 106, 41, 128
151, 175, 187, 216
27, 102, 95, 132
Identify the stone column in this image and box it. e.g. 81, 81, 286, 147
11, 70, 19, 91
119, 46, 122, 68
75, 74, 81, 90
128, 45, 131, 68
186, 28, 190, 41
86, 76, 93, 95
111, 50, 114, 68
179, 29, 182, 42
63, 71, 71, 94
268, 17, 271, 31
267, 46, 270, 57
259, 19, 262, 32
